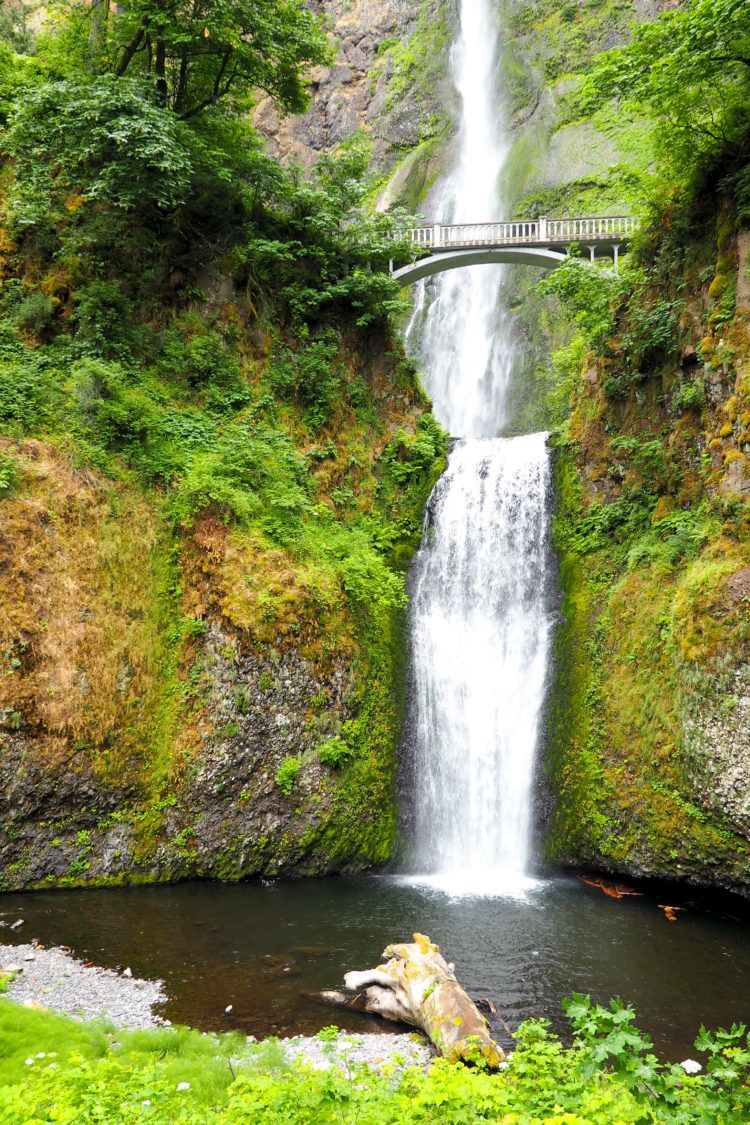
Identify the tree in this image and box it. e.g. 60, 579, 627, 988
5, 77, 194, 230
580, 0, 750, 175
79, 0, 333, 119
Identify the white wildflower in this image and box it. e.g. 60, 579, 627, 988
24, 1058, 34, 1066
176, 1082, 190, 1091
680, 1059, 702, 1075
36, 1052, 46, 1058
141, 1100, 151, 1106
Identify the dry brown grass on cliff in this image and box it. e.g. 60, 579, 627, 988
180, 511, 353, 670
0, 438, 165, 782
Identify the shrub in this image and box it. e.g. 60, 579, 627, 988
168, 424, 308, 531
0, 355, 60, 430
0, 44, 40, 124
73, 281, 138, 361
621, 298, 679, 370
266, 333, 343, 430
627, 508, 712, 570
316, 737, 353, 768
0, 997, 748, 1123
0, 452, 19, 497
275, 757, 302, 794
673, 380, 706, 413
13, 291, 57, 339
5, 77, 193, 232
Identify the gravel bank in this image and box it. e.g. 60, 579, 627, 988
0, 940, 435, 1069
0, 941, 166, 1029
283, 1030, 434, 1071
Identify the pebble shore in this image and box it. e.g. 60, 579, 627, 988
0, 941, 166, 1028
283, 1030, 433, 1071
0, 939, 434, 1069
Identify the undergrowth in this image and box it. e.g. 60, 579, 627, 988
0, 996, 748, 1124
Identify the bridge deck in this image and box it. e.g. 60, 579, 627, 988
401, 215, 639, 252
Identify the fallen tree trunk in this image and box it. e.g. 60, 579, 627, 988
323, 932, 505, 1068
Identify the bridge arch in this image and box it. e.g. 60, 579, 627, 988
391, 246, 568, 287
389, 215, 637, 287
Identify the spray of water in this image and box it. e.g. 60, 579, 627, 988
406, 0, 552, 896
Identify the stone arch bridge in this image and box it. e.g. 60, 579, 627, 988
389, 215, 639, 286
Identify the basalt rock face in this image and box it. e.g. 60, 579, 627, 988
546, 219, 750, 897
255, 0, 455, 174
0, 321, 445, 891
0, 623, 356, 887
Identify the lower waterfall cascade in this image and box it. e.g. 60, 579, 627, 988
408, 434, 552, 895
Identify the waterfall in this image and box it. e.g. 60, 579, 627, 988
404, 0, 552, 895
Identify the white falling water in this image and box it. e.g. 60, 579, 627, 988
405, 0, 552, 894
407, 0, 512, 438
409, 437, 551, 894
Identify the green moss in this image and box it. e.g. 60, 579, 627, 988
547, 424, 750, 887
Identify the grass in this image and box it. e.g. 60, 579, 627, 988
0, 997, 747, 1123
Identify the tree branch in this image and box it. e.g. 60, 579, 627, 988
115, 25, 146, 76
177, 46, 234, 119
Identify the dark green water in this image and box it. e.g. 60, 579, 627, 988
1, 875, 748, 1058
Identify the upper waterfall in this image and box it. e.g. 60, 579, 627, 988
407, 0, 512, 439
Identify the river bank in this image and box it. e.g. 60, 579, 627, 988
0, 940, 434, 1071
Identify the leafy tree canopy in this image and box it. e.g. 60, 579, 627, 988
43, 0, 332, 119
580, 0, 750, 177
5, 77, 194, 228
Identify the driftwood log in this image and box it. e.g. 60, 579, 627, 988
319, 932, 505, 1068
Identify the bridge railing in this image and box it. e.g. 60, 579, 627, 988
397, 215, 639, 250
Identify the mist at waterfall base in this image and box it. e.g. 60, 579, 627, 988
401, 0, 552, 896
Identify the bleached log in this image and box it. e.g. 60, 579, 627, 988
335, 932, 505, 1068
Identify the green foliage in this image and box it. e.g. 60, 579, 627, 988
235, 136, 416, 328
536, 253, 681, 400
12, 291, 57, 339
275, 757, 302, 795
673, 379, 706, 414
169, 424, 309, 534
0, 451, 17, 497
562, 493, 653, 559
0, 44, 41, 124
620, 297, 679, 372
627, 509, 713, 571
316, 737, 353, 769
73, 281, 141, 360
61, 0, 331, 119
0, 351, 63, 432
534, 255, 622, 352
0, 998, 749, 1123
579, 0, 750, 186
565, 993, 750, 1122
5, 78, 194, 229
267, 332, 344, 429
